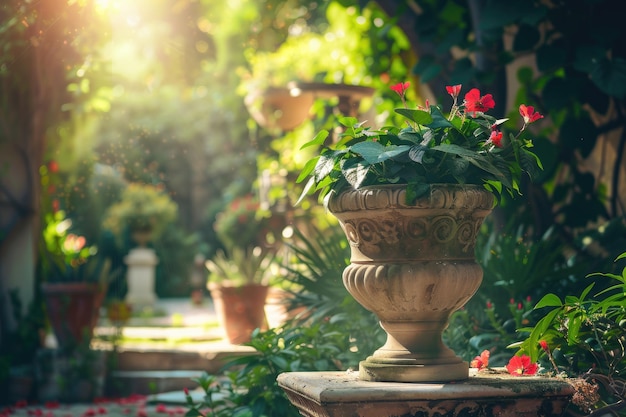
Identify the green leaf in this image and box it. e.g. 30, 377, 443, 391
350, 141, 385, 164
408, 145, 428, 164
314, 150, 343, 182
521, 148, 543, 171
567, 313, 583, 345
573, 44, 608, 73
431, 144, 508, 184
426, 106, 454, 129
296, 156, 319, 183
450, 157, 469, 176
300, 130, 329, 150
269, 355, 288, 370
295, 177, 315, 206
431, 143, 476, 158
527, 308, 561, 361
534, 293, 562, 309
342, 159, 371, 189
590, 56, 626, 99
395, 108, 433, 125
338, 116, 359, 128
397, 130, 422, 143
378, 145, 411, 162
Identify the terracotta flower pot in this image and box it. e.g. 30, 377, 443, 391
41, 282, 105, 349
208, 283, 269, 344
327, 184, 494, 382
244, 87, 315, 132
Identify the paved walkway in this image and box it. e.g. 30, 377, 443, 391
93, 297, 225, 347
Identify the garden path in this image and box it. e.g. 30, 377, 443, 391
5, 296, 278, 416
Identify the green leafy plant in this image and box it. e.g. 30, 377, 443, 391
102, 183, 177, 244
445, 296, 537, 368
476, 226, 585, 305
185, 321, 371, 417
205, 246, 277, 287
280, 224, 384, 362
515, 251, 626, 416
184, 373, 235, 417
281, 225, 351, 316
213, 194, 267, 252
297, 83, 544, 205
40, 210, 114, 284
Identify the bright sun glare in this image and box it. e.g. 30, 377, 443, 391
94, 0, 120, 14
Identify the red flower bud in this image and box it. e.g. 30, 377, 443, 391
446, 84, 462, 99
390, 82, 410, 97
519, 104, 543, 124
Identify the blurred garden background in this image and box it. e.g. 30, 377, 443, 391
1, 0, 625, 415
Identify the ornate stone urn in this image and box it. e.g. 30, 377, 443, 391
327, 184, 494, 382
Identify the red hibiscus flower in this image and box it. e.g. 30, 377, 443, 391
488, 130, 503, 148
519, 104, 543, 124
470, 349, 490, 371
506, 354, 538, 376
446, 84, 462, 99
464, 88, 495, 114
390, 82, 410, 97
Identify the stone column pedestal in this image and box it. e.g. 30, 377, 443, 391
124, 247, 158, 308
277, 370, 574, 417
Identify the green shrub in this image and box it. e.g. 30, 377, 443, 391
515, 251, 626, 416
186, 320, 371, 417
103, 183, 177, 244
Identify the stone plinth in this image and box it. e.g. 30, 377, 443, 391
277, 370, 574, 417
125, 247, 158, 308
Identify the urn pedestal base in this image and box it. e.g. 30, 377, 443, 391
359, 358, 468, 383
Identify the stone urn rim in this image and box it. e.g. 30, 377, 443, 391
327, 183, 496, 214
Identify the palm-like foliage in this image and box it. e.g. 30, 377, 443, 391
281, 224, 384, 358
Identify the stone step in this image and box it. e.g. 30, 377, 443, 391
105, 346, 257, 396
94, 324, 224, 343
111, 343, 257, 372
107, 370, 203, 397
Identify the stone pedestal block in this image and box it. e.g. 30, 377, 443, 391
124, 247, 158, 308
277, 370, 574, 417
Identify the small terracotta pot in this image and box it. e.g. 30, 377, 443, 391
208, 283, 269, 344
42, 282, 105, 349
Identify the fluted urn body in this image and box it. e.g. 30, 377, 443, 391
327, 185, 494, 382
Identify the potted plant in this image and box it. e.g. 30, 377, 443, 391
296, 82, 544, 382
205, 246, 277, 344
213, 194, 269, 251
101, 184, 178, 307
39, 210, 118, 350
37, 210, 118, 402
102, 183, 177, 247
